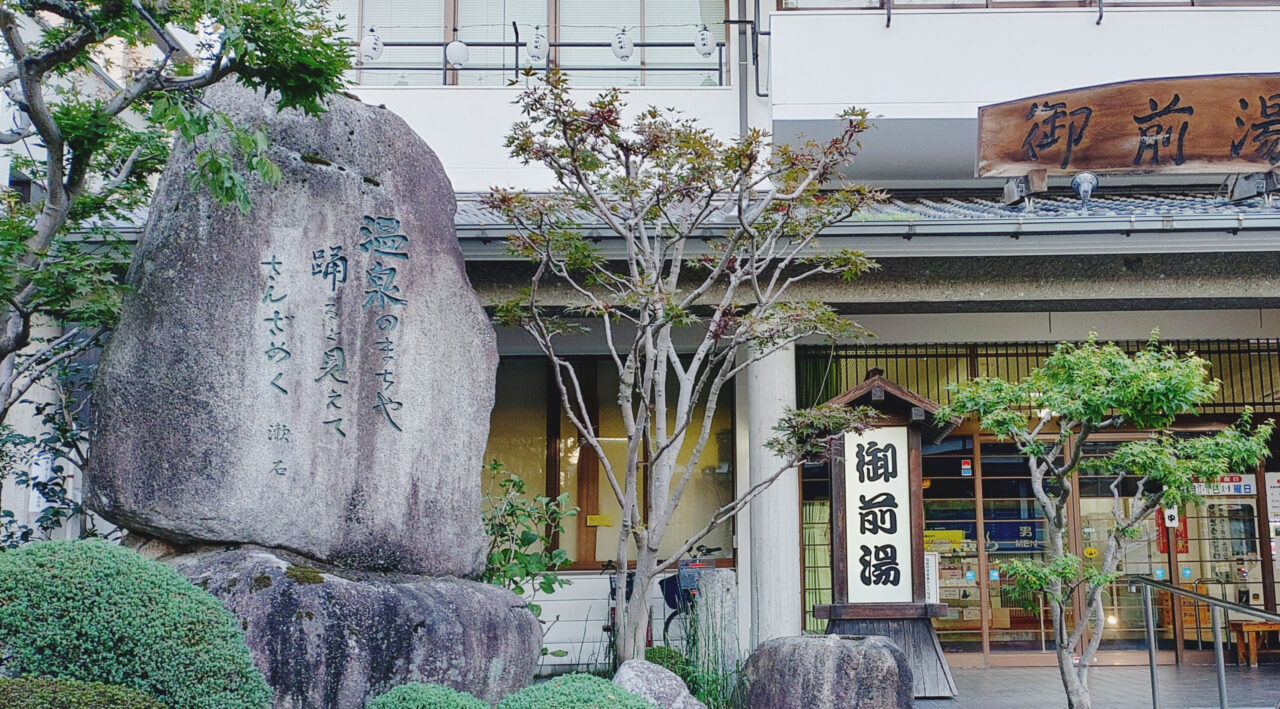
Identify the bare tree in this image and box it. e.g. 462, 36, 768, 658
484, 70, 883, 662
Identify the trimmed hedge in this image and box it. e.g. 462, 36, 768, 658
367, 683, 488, 709
0, 540, 270, 709
496, 674, 655, 709
0, 676, 163, 709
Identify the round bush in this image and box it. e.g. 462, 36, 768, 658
0, 676, 163, 709
367, 683, 488, 709
0, 540, 270, 709
496, 673, 655, 709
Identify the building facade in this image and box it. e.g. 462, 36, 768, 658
6, 0, 1280, 675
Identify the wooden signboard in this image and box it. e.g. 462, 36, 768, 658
813, 375, 958, 699
978, 73, 1280, 177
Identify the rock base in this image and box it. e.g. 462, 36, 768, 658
737, 635, 913, 709
613, 660, 706, 709
170, 549, 538, 708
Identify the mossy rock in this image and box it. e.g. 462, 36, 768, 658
496, 674, 655, 709
0, 540, 270, 709
367, 683, 488, 709
0, 676, 164, 709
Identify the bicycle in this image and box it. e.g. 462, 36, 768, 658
658, 544, 722, 645
600, 560, 647, 669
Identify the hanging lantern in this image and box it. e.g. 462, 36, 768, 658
611, 30, 634, 61
446, 39, 470, 68
527, 26, 548, 63
358, 26, 383, 62
694, 25, 715, 59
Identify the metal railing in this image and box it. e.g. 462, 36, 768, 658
353, 39, 727, 87
1127, 575, 1280, 709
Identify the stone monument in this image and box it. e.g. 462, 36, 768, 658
87, 84, 538, 707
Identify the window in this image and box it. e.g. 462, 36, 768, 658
484, 357, 735, 568
334, 1, 727, 87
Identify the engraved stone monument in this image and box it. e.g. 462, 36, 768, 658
86, 85, 537, 707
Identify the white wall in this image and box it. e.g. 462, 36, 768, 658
536, 571, 682, 673
352, 86, 743, 193
770, 7, 1280, 121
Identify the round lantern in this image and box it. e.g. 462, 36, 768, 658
358, 27, 383, 62
694, 26, 715, 58
446, 39, 470, 68
527, 26, 549, 63
612, 31, 634, 61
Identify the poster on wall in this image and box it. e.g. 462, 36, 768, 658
845, 426, 913, 604
1193, 474, 1256, 497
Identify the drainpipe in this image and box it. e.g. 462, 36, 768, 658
737, 0, 749, 138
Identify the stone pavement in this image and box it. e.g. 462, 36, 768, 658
917, 666, 1280, 709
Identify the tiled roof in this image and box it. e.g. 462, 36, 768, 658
454, 189, 1280, 227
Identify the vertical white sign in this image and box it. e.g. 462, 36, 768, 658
1266, 472, 1280, 521
846, 426, 912, 603
924, 552, 940, 604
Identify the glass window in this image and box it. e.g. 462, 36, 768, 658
980, 441, 1066, 653
589, 361, 735, 562
802, 463, 833, 633
925, 437, 981, 653
456, 0, 548, 86
351, 0, 447, 86
556, 0, 725, 87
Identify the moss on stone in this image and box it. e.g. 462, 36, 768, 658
300, 152, 332, 166
285, 565, 324, 585
250, 574, 273, 592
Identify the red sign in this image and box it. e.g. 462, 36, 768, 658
1156, 509, 1189, 555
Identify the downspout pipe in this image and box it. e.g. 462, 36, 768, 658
737, 0, 749, 138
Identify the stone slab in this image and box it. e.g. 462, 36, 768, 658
170, 548, 538, 708
88, 85, 496, 576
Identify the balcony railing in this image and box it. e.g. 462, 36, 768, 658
351, 40, 727, 87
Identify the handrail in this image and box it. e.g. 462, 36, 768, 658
1125, 574, 1280, 623
1125, 574, 1280, 709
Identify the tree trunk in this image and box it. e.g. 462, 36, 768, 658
1055, 639, 1092, 709
617, 560, 655, 664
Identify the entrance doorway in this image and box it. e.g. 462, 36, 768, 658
802, 428, 1276, 666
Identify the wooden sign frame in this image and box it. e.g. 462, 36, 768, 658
812, 375, 958, 699
977, 73, 1280, 177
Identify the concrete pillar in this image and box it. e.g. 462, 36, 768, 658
744, 344, 801, 647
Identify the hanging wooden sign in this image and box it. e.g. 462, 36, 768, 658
977, 73, 1280, 177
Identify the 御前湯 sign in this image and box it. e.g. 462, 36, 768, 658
977, 73, 1280, 177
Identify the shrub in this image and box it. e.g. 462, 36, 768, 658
0, 540, 270, 709
0, 676, 164, 709
644, 646, 693, 684
367, 683, 488, 709
496, 673, 655, 709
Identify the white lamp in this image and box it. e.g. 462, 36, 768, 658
527, 25, 548, 63
358, 26, 383, 62
446, 37, 470, 68
694, 26, 715, 58
611, 30, 634, 61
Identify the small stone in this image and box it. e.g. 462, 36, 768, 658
613, 660, 706, 709
737, 635, 913, 709
87, 84, 496, 577
170, 548, 538, 708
